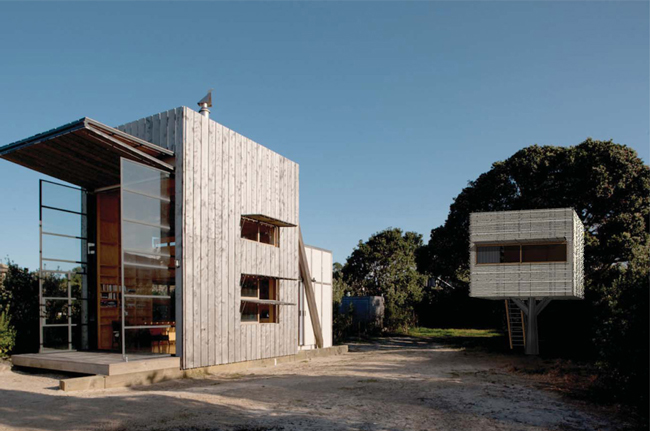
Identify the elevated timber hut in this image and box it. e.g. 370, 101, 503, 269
1, 99, 334, 375
469, 208, 584, 355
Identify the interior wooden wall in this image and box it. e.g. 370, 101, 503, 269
118, 107, 300, 369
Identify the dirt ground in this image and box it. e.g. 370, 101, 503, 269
0, 337, 632, 431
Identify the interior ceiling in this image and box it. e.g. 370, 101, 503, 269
0, 118, 174, 191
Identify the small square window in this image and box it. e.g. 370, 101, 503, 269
241, 275, 258, 298
240, 275, 279, 324
241, 303, 258, 323
241, 219, 258, 241
259, 223, 277, 245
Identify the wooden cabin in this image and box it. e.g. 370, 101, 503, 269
470, 208, 584, 299
469, 208, 584, 354
1, 105, 332, 373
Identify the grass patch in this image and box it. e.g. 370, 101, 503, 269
406, 327, 507, 352
408, 328, 501, 339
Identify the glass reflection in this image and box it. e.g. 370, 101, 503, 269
121, 159, 175, 356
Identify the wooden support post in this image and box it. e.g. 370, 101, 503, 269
298, 227, 323, 349
511, 297, 551, 356
525, 297, 539, 355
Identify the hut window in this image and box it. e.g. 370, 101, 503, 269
476, 243, 567, 264
522, 243, 567, 263
476, 245, 520, 264
239, 275, 278, 324
240, 217, 279, 246
241, 218, 259, 241
241, 303, 258, 322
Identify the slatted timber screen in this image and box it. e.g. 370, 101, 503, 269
469, 208, 584, 299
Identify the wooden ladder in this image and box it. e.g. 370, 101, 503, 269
505, 299, 526, 349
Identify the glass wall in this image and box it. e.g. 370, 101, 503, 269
120, 159, 175, 356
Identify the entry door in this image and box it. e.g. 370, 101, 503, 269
120, 158, 176, 359
39, 180, 89, 352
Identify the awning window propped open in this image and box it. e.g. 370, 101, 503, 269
0, 117, 174, 190
241, 214, 296, 228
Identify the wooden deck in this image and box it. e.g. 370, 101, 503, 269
12, 351, 180, 376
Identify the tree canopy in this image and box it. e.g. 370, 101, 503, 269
418, 138, 649, 409
342, 228, 426, 331
419, 139, 648, 282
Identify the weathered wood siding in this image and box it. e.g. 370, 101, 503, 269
117, 107, 185, 153
469, 208, 584, 299
181, 108, 299, 369
117, 107, 300, 369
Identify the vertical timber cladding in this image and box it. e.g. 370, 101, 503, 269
182, 108, 299, 369
469, 208, 584, 299
117, 107, 300, 368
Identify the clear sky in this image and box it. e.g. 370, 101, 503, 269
0, 2, 648, 270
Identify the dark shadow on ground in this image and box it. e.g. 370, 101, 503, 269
0, 337, 629, 431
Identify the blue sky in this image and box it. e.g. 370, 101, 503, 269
0, 2, 648, 269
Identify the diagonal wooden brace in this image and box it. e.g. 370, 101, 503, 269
298, 227, 324, 349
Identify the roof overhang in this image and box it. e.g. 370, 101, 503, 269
241, 214, 296, 228
0, 117, 174, 190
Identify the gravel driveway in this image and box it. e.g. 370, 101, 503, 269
0, 337, 626, 431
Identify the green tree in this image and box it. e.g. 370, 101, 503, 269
343, 228, 426, 331
0, 311, 16, 357
0, 262, 39, 354
332, 262, 348, 305
418, 139, 649, 409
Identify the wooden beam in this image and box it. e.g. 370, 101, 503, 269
505, 300, 513, 350
511, 298, 528, 315
536, 298, 552, 315
298, 227, 323, 349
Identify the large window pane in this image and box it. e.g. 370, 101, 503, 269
42, 208, 84, 238
125, 327, 176, 354
522, 244, 567, 263
42, 234, 84, 264
123, 221, 172, 256
123, 191, 171, 227
43, 326, 70, 350
122, 161, 172, 198
476, 246, 499, 264
42, 274, 68, 297
41, 182, 83, 214
476, 245, 520, 264
121, 158, 175, 356
502, 246, 520, 263
124, 296, 173, 327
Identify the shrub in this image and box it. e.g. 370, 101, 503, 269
0, 262, 39, 354
0, 311, 16, 357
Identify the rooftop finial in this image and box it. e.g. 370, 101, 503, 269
198, 89, 213, 118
